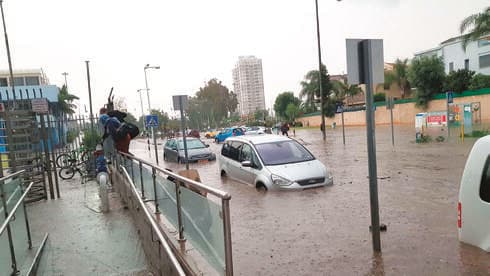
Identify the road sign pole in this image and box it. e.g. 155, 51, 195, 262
390, 97, 395, 149
153, 126, 158, 165
341, 109, 345, 145
362, 40, 381, 252
446, 92, 451, 141
179, 97, 189, 170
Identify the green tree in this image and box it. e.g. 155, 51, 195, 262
274, 92, 300, 119
285, 103, 300, 123
193, 79, 238, 128
469, 73, 490, 90
57, 85, 79, 115
444, 69, 475, 93
460, 6, 490, 50
254, 109, 268, 122
299, 64, 334, 117
408, 56, 446, 108
331, 80, 362, 104
384, 58, 411, 98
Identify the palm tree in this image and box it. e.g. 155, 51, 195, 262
57, 85, 79, 115
299, 64, 332, 114
331, 80, 362, 106
460, 6, 490, 50
384, 59, 411, 98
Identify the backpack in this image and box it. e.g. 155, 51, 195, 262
116, 122, 140, 140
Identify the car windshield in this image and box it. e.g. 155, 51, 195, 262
254, 140, 314, 165
177, 139, 205, 149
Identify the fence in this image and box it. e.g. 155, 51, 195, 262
115, 152, 233, 276
0, 170, 47, 275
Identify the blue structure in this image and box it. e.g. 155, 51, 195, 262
0, 85, 62, 152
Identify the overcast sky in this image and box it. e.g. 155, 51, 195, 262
0, 0, 488, 118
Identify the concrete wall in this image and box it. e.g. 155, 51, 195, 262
297, 93, 490, 127
442, 40, 490, 75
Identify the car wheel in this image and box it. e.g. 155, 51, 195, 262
163, 153, 167, 161
215, 138, 219, 143
256, 182, 268, 191
220, 170, 227, 177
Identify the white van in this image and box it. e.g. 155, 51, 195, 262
458, 135, 490, 252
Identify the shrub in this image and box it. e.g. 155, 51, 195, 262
373, 92, 386, 102
82, 129, 101, 151
469, 74, 490, 90
444, 69, 475, 93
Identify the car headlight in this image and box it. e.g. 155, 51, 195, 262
271, 174, 293, 186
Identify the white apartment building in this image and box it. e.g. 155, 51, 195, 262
414, 35, 490, 75
232, 56, 266, 116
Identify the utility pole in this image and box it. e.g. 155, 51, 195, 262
85, 61, 94, 133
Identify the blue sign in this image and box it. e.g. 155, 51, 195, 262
145, 115, 158, 127
447, 91, 453, 104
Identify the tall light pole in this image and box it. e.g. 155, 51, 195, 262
315, 0, 326, 140
144, 64, 160, 164
144, 64, 160, 115
314, 0, 341, 140
62, 72, 69, 87
137, 89, 146, 120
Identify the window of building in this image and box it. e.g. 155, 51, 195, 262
464, 59, 469, 70
479, 54, 490, 68
0, 78, 7, 87
13, 77, 25, 86
479, 156, 490, 203
449, 62, 454, 72
25, 76, 40, 86
478, 40, 490, 47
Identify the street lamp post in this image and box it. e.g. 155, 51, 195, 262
144, 64, 160, 164
137, 89, 146, 120
62, 72, 69, 87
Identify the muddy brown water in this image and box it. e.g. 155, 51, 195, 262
132, 126, 490, 275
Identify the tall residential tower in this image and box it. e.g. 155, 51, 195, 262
232, 56, 265, 116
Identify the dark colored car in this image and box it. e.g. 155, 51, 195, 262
163, 137, 216, 163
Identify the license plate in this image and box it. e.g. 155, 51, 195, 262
198, 159, 208, 164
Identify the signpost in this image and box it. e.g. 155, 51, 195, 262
173, 95, 189, 170
145, 114, 159, 165
386, 96, 395, 149
336, 103, 345, 145
346, 38, 384, 252
446, 91, 453, 140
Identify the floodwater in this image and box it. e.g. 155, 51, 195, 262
131, 125, 490, 275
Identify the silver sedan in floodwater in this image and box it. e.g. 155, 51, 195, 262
218, 135, 333, 190
163, 137, 216, 163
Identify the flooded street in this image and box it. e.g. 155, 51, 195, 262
131, 125, 490, 275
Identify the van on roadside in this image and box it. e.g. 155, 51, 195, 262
458, 135, 490, 252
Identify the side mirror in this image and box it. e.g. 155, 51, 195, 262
241, 160, 252, 167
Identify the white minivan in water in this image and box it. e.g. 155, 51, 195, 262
218, 135, 333, 190
458, 135, 490, 252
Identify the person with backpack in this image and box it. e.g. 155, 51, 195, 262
100, 113, 132, 154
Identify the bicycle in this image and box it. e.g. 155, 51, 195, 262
58, 157, 93, 182
56, 145, 89, 168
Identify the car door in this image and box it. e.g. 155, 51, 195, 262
236, 143, 260, 184
226, 141, 243, 180
167, 139, 179, 162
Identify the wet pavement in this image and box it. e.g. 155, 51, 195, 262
26, 176, 150, 275
132, 125, 490, 275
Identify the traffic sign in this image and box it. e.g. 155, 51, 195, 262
31, 98, 49, 114
145, 115, 158, 128
335, 102, 344, 113
447, 91, 454, 104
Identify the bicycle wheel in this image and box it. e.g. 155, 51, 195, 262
56, 153, 72, 168
80, 150, 90, 163
59, 166, 75, 180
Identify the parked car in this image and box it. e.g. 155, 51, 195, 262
458, 135, 490, 252
245, 126, 266, 135
218, 135, 333, 190
163, 137, 216, 163
204, 129, 218, 139
214, 127, 244, 143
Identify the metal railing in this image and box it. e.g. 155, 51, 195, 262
0, 170, 34, 275
115, 152, 233, 276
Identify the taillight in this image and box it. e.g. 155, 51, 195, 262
457, 202, 462, 228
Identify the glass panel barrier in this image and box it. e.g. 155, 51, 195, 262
132, 161, 141, 190
154, 174, 179, 229
9, 185, 29, 272
181, 187, 225, 275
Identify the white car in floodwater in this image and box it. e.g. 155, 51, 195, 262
218, 135, 333, 190
458, 135, 490, 252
